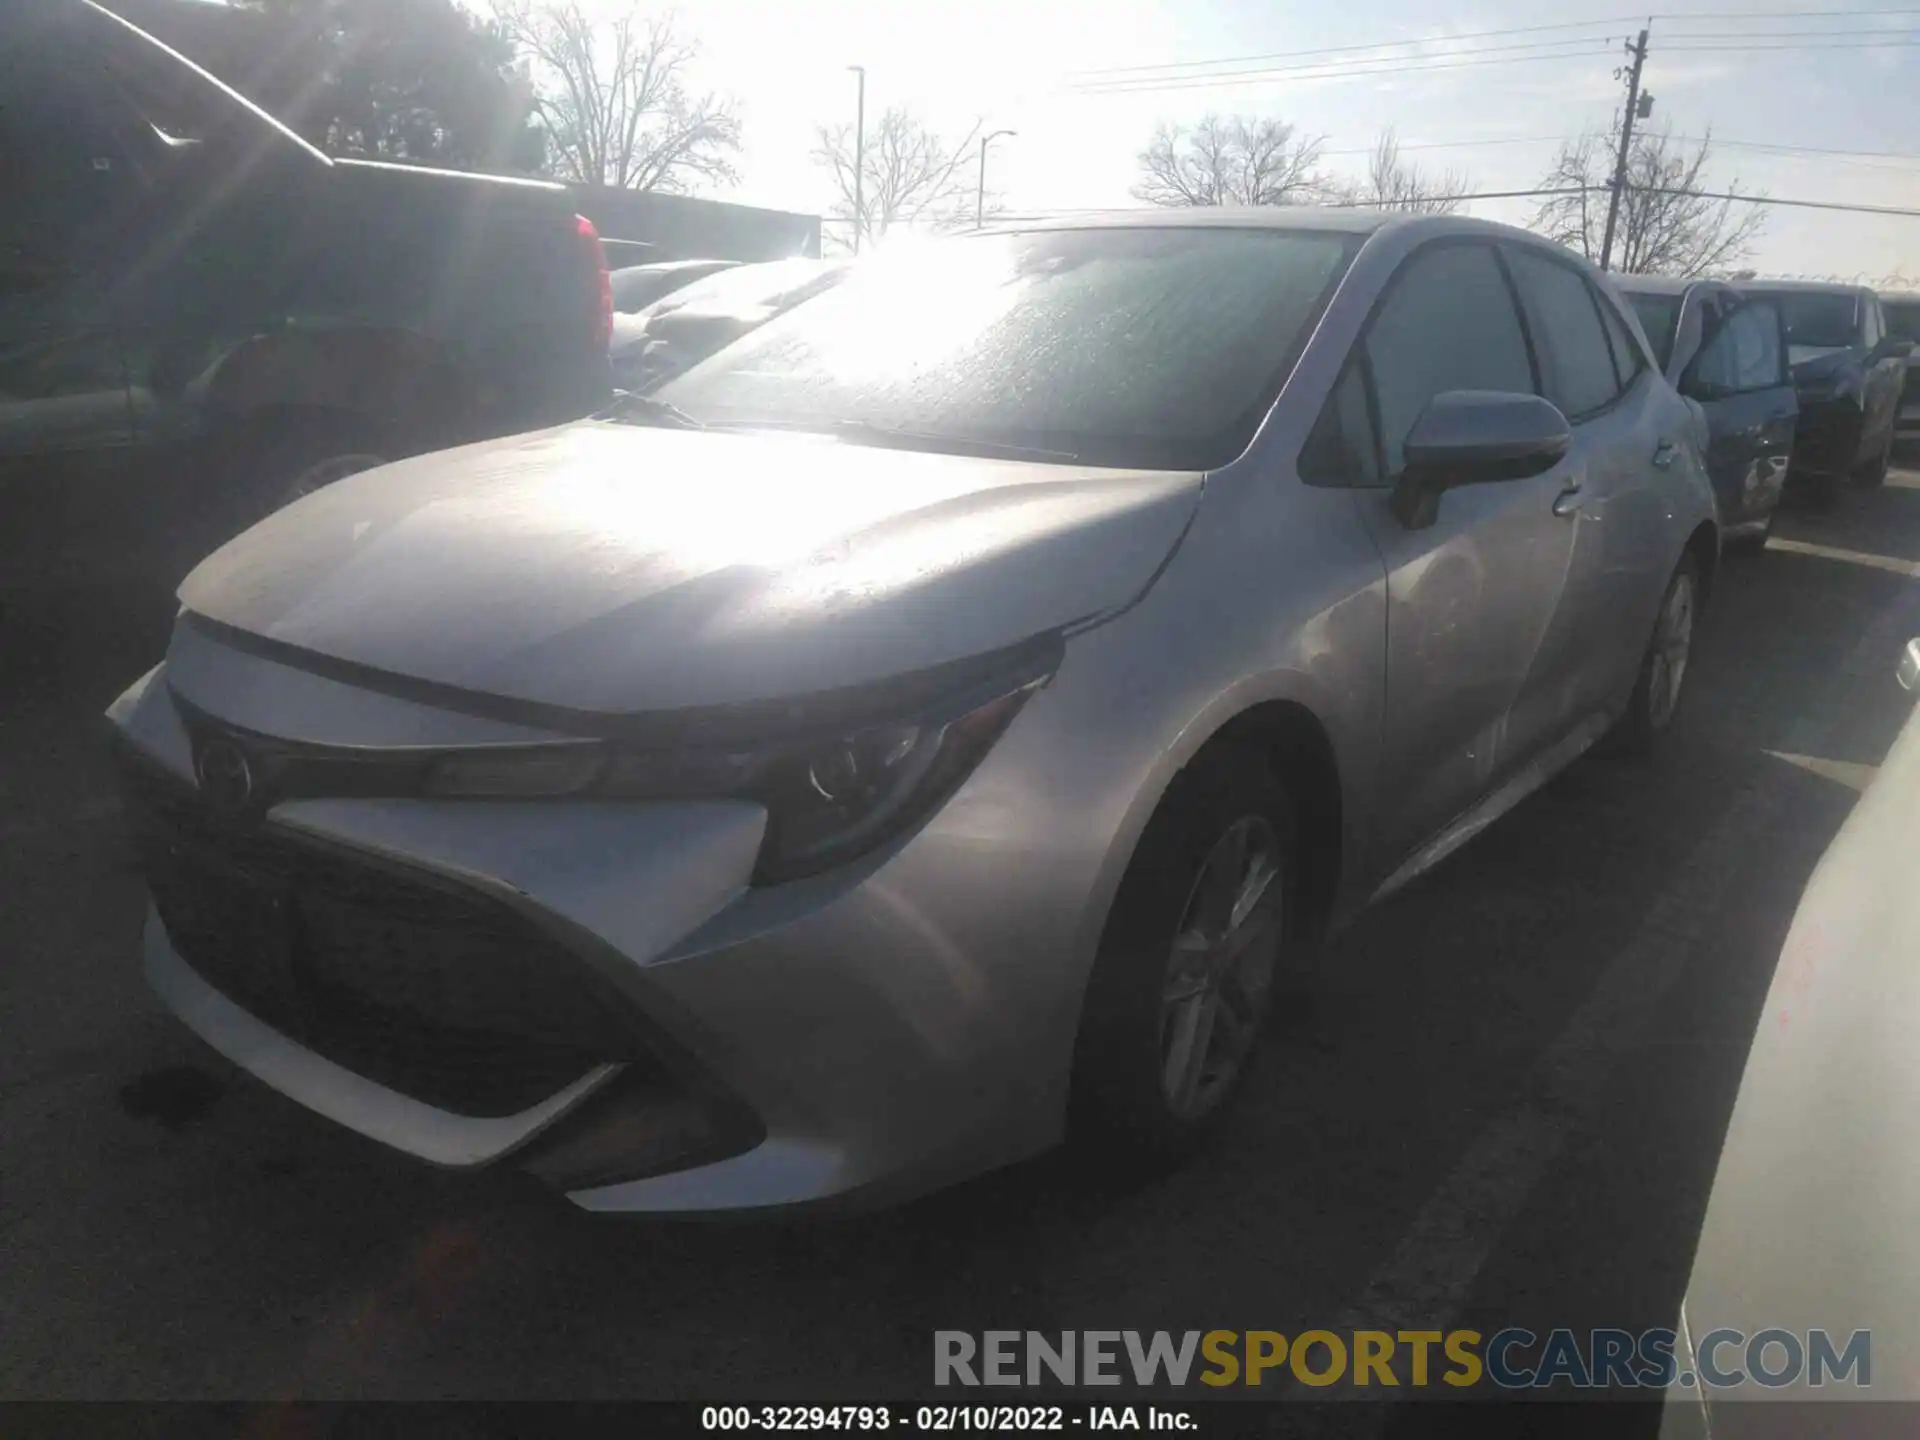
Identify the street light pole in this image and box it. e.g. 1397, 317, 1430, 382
848, 65, 866, 255
976, 128, 1016, 229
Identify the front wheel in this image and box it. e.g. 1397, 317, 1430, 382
1723, 512, 1773, 556
1613, 555, 1700, 753
1070, 744, 1297, 1171
224, 415, 389, 536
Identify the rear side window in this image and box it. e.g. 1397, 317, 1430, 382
1754, 291, 1860, 349
1505, 248, 1621, 421
1363, 243, 1535, 477
1885, 301, 1920, 343
1862, 296, 1883, 348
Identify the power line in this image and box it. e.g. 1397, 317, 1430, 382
1662, 25, 1920, 37
1665, 38, 1920, 49
1319, 135, 1572, 157
1069, 43, 1615, 96
1651, 6, 1920, 17
992, 186, 1920, 222
1313, 132, 1920, 169
1691, 136, 1920, 164
1666, 187, 1920, 218
1064, 18, 1640, 80
1062, 9, 1920, 86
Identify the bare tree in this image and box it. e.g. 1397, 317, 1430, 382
1345, 128, 1470, 214
813, 107, 983, 249
1131, 114, 1326, 207
495, 2, 740, 191
1531, 126, 1765, 276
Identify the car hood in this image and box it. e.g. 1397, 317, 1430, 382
178, 423, 1203, 714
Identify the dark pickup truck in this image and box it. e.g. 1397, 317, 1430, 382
1, 0, 612, 595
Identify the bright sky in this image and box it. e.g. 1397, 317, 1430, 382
595, 0, 1920, 280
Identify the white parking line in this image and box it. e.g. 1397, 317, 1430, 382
1762, 752, 1878, 793
1326, 573, 1920, 1390
1331, 782, 1778, 1344
1764, 537, 1920, 579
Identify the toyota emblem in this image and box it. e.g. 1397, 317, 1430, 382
195, 738, 254, 814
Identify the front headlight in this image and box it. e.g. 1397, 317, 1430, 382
423, 658, 1052, 882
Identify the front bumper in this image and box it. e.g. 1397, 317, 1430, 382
108, 623, 1104, 1213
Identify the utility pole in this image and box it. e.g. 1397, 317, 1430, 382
1598, 27, 1651, 272
848, 65, 866, 255
976, 129, 1016, 229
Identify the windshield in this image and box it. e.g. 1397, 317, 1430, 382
1625, 293, 1682, 371
656, 227, 1359, 470
1884, 301, 1920, 344
1745, 290, 1860, 350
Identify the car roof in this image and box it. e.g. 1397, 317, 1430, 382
1608, 275, 1718, 297
1879, 290, 1920, 304
1733, 278, 1870, 296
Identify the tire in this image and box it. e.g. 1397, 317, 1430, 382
1614, 554, 1701, 754
1852, 432, 1891, 489
224, 414, 389, 535
1069, 743, 1298, 1172
1723, 513, 1773, 556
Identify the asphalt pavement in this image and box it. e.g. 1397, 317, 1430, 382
4, 475, 1920, 1420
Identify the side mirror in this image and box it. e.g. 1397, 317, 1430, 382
1390, 391, 1572, 529
1881, 338, 1915, 362
1900, 638, 1920, 694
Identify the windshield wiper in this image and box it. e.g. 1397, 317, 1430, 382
711, 418, 1079, 464
598, 390, 706, 430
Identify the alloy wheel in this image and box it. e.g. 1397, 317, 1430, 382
1647, 572, 1696, 729
1158, 815, 1284, 1122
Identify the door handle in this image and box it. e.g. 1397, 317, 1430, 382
1552, 483, 1583, 517
1652, 439, 1677, 468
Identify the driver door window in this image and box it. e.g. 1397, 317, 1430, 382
1688, 302, 1786, 396
1364, 243, 1536, 476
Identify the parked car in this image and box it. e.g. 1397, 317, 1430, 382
609, 257, 847, 393
1732, 281, 1909, 496
1661, 641, 1920, 1435
1615, 276, 1796, 551
0, 0, 612, 597
108, 211, 1719, 1213
609, 258, 740, 315
1878, 289, 1920, 447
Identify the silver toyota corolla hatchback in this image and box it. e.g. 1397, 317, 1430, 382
109, 211, 1719, 1213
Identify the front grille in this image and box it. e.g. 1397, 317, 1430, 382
121, 755, 641, 1118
